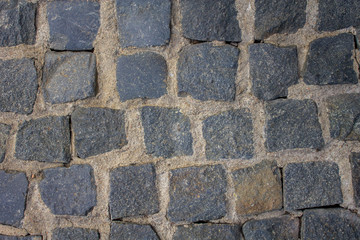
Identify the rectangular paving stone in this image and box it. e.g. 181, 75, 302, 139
202, 109, 254, 160
265, 99, 324, 152
0, 58, 38, 114
115, 0, 171, 48
0, 171, 28, 227
304, 33, 357, 85
43, 51, 97, 104
168, 165, 227, 222
173, 224, 243, 240
180, 0, 241, 42
0, 123, 11, 163
116, 52, 167, 101
52, 228, 99, 240
350, 152, 360, 207
72, 107, 127, 159
249, 44, 298, 101
39, 164, 97, 216
177, 43, 239, 102
47, 0, 100, 50
0, 236, 41, 240
110, 223, 159, 240
231, 160, 282, 215
109, 163, 159, 219
284, 161, 343, 210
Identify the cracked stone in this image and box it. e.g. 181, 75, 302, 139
350, 153, 360, 207
173, 224, 243, 240
110, 223, 159, 240
0, 123, 11, 163
52, 228, 99, 240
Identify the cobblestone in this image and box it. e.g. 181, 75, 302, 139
173, 224, 242, 240
52, 228, 99, 240
0, 124, 10, 163
350, 152, 360, 207
110, 223, 159, 240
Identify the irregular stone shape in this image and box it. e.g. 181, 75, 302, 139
115, 0, 171, 48
180, 0, 241, 42
242, 216, 299, 240
15, 116, 70, 163
350, 152, 360, 206
302, 208, 360, 240
202, 109, 254, 160
0, 0, 36, 47
72, 107, 127, 158
304, 33, 357, 85
177, 43, 239, 102
231, 160, 282, 215
39, 165, 97, 216
249, 44, 298, 100
0, 236, 41, 240
318, 0, 360, 31
0, 123, 11, 163
47, 0, 100, 50
327, 94, 360, 141
173, 224, 242, 240
265, 99, 324, 152
116, 52, 167, 101
168, 165, 227, 222
0, 58, 37, 114
0, 171, 28, 227
254, 0, 306, 39
141, 106, 193, 158
284, 161, 343, 210
43, 51, 97, 104
52, 228, 99, 240
110, 223, 159, 240
109, 164, 159, 219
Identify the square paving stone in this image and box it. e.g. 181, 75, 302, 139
109, 164, 159, 219
254, 0, 307, 40
116, 52, 167, 101
168, 165, 227, 222
173, 224, 242, 240
72, 107, 127, 159
47, 0, 100, 50
141, 106, 193, 158
43, 51, 97, 104
350, 152, 360, 207
202, 109, 254, 160
265, 99, 324, 152
242, 215, 299, 240
0, 236, 41, 240
0, 0, 36, 47
39, 164, 96, 216
231, 160, 282, 215
177, 43, 239, 102
52, 227, 99, 240
249, 44, 298, 101
115, 0, 171, 48
0, 123, 11, 163
180, 0, 241, 42
15, 116, 70, 163
327, 93, 360, 141
0, 58, 38, 114
304, 33, 357, 85
0, 171, 28, 227
110, 223, 159, 240
302, 208, 360, 240
284, 161, 343, 210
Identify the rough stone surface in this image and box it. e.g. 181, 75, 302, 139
242, 216, 299, 240
116, 52, 167, 101
231, 160, 282, 215
0, 123, 11, 163
168, 165, 227, 222
15, 116, 70, 163
249, 44, 298, 101
202, 109, 254, 160
327, 94, 360, 141
0, 0, 36, 47
141, 106, 193, 158
109, 164, 159, 219
304, 33, 357, 85
254, 0, 307, 40
0, 171, 28, 227
302, 208, 360, 240
42, 51, 97, 104
72, 107, 127, 158
47, 0, 100, 50
173, 224, 243, 240
115, 0, 171, 48
350, 152, 360, 207
284, 161, 343, 210
110, 223, 159, 240
39, 165, 97, 216
0, 236, 41, 240
265, 99, 324, 152
180, 0, 241, 42
0, 58, 38, 114
52, 228, 99, 240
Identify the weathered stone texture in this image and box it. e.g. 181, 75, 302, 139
173, 224, 242, 240
0, 123, 11, 163
110, 223, 159, 240
0, 236, 41, 240
52, 228, 99, 240
177, 43, 239, 102
168, 165, 227, 222
350, 152, 360, 207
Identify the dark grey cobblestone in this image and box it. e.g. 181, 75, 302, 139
173, 224, 242, 240
0, 123, 11, 163
52, 227, 99, 240
0, 236, 41, 240
350, 152, 360, 207
110, 223, 159, 240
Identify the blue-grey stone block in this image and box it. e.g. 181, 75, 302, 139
173, 224, 242, 240
110, 223, 159, 240
0, 123, 11, 163
350, 153, 360, 207
52, 228, 99, 240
